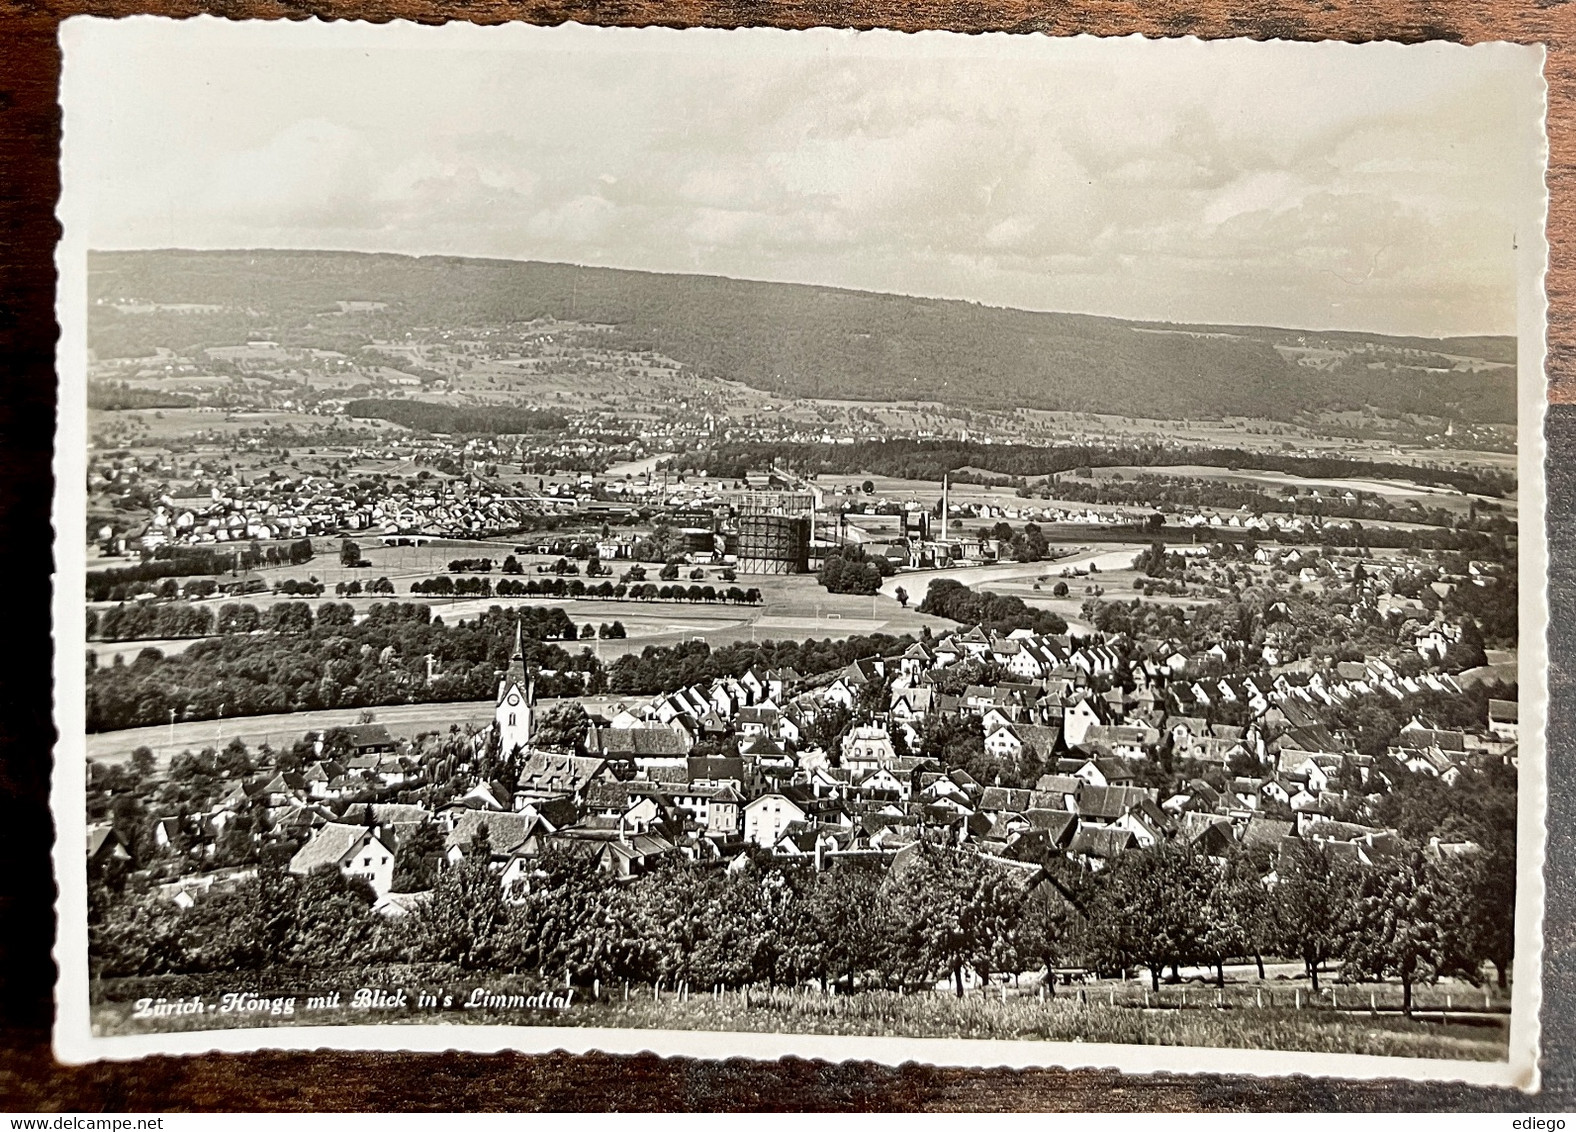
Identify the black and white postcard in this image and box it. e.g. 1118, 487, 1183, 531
52, 17, 1550, 1088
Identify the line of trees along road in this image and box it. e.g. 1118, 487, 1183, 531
91, 830, 1514, 1013
87, 539, 317, 602
411, 575, 763, 604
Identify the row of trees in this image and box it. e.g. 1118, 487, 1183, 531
1077, 837, 1512, 1008
91, 834, 1513, 1014
409, 575, 764, 605
333, 577, 398, 597
88, 597, 365, 642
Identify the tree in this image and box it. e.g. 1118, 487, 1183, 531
804, 703, 854, 758
511, 847, 631, 984
130, 745, 157, 780
391, 819, 444, 893
817, 547, 884, 596
534, 703, 590, 752
1088, 843, 1213, 991
883, 844, 1028, 996
1135, 540, 1170, 578
1343, 849, 1454, 1015
289, 866, 379, 968
861, 480, 875, 495
1200, 847, 1274, 984
804, 863, 888, 992
1015, 880, 1076, 993
340, 540, 362, 569
408, 826, 509, 969
1455, 844, 1517, 988
1272, 839, 1355, 993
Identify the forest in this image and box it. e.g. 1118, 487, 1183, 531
917, 580, 1070, 637
88, 250, 1517, 423
344, 399, 567, 436
85, 603, 591, 731
87, 382, 200, 411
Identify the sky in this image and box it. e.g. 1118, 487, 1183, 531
63, 19, 1545, 337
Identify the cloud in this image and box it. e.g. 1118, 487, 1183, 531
77, 25, 1539, 336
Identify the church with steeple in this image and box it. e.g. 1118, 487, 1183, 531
495, 619, 535, 760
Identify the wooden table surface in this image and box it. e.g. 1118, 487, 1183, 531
2, 0, 1573, 1110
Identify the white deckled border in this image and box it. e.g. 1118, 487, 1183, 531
50, 17, 1551, 1091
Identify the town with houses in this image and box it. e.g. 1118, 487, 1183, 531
89, 580, 1518, 909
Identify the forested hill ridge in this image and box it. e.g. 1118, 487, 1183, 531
89, 249, 1516, 423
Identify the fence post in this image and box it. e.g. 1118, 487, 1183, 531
1144, 989, 1149, 1009
1295, 989, 1301, 1010
1109, 988, 1115, 1007
1256, 988, 1262, 1009
594, 978, 600, 1000
1370, 992, 1377, 1016
623, 980, 629, 1002
1331, 988, 1337, 1011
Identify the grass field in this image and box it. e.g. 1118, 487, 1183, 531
91, 972, 1509, 1061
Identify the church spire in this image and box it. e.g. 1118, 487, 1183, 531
504, 616, 526, 692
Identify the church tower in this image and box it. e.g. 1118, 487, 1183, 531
495, 619, 534, 759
